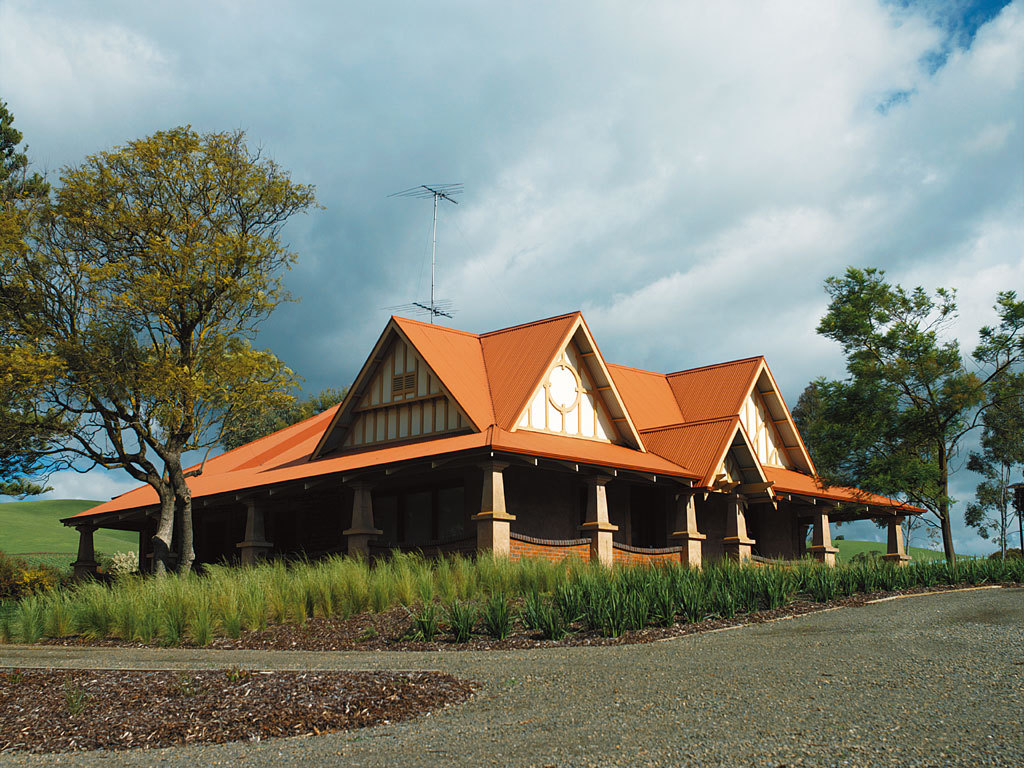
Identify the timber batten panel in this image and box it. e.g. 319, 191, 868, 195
738, 387, 792, 469
516, 339, 619, 443
338, 335, 471, 450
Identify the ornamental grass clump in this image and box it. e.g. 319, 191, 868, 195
536, 598, 569, 641
187, 594, 215, 646
651, 580, 677, 627
521, 590, 545, 631
73, 582, 116, 639
411, 602, 440, 641
482, 593, 512, 640
44, 593, 74, 638
555, 582, 586, 624
445, 600, 477, 643
15, 595, 46, 643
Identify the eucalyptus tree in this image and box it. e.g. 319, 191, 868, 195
798, 268, 1024, 562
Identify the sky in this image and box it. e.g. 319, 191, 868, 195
1, 0, 1021, 554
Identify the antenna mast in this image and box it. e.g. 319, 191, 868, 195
389, 183, 462, 323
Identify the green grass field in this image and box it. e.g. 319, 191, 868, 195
0, 499, 137, 562
833, 538, 946, 563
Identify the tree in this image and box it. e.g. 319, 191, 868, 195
801, 267, 1024, 562
220, 386, 348, 451
0, 99, 62, 497
965, 371, 1024, 557
2, 126, 318, 573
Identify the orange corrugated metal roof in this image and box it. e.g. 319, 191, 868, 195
639, 417, 739, 480
480, 312, 579, 429
393, 316, 496, 429
66, 311, 916, 523
764, 466, 925, 513
491, 427, 693, 478
607, 363, 683, 430
666, 357, 763, 423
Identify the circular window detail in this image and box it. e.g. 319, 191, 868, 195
547, 363, 581, 413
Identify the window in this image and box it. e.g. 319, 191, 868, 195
392, 372, 416, 397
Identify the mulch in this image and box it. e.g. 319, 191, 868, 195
0, 668, 477, 754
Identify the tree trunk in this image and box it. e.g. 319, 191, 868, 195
939, 445, 956, 563
998, 462, 1009, 559
168, 461, 195, 574
152, 487, 176, 577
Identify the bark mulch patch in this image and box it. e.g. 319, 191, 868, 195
0, 668, 477, 754
37, 583, 1007, 653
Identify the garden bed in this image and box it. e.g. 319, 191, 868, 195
0, 668, 476, 754
32, 583, 1007, 652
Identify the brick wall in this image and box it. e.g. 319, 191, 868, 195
612, 542, 683, 566
509, 533, 590, 563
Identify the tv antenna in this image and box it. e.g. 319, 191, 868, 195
388, 183, 462, 323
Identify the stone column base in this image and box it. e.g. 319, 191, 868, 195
881, 552, 911, 566
344, 527, 383, 557
580, 520, 618, 567
72, 560, 99, 579
722, 536, 756, 562
807, 544, 840, 566
236, 540, 274, 565
472, 511, 515, 557
671, 531, 706, 568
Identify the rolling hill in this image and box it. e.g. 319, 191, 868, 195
0, 499, 137, 558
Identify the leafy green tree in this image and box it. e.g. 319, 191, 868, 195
965, 371, 1024, 557
220, 386, 348, 451
0, 99, 62, 497
802, 267, 1024, 562
2, 126, 318, 573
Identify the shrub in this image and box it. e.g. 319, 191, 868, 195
106, 551, 139, 579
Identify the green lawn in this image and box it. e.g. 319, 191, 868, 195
833, 538, 947, 563
0, 499, 137, 560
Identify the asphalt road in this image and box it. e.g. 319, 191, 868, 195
2, 586, 1022, 767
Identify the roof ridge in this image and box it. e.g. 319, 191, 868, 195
606, 361, 666, 377
476, 332, 498, 427
665, 355, 764, 378
391, 315, 482, 339
211, 402, 341, 468
479, 311, 581, 338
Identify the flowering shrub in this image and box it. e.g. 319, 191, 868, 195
0, 552, 64, 599
105, 551, 139, 578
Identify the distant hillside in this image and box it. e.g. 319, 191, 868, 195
0, 499, 137, 557
833, 538, 946, 563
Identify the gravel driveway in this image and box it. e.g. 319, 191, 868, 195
2, 586, 1022, 767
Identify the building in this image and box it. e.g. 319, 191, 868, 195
63, 312, 921, 574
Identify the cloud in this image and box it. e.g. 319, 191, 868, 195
32, 470, 140, 504
0, 0, 179, 169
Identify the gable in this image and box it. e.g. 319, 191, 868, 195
313, 326, 475, 457
511, 320, 645, 451
666, 357, 762, 423
742, 365, 815, 475
516, 338, 619, 442
738, 387, 793, 469
480, 313, 580, 429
